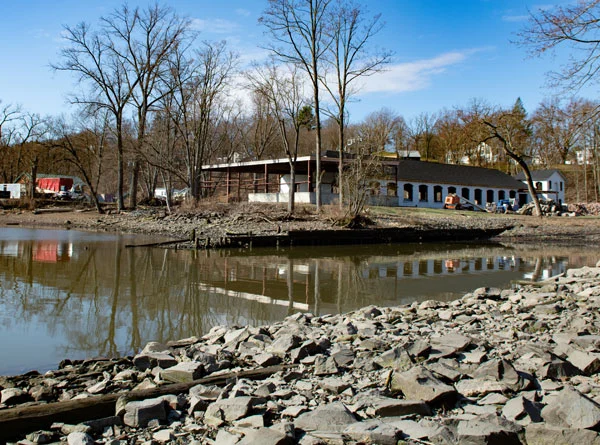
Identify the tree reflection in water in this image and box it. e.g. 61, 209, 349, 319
0, 228, 597, 375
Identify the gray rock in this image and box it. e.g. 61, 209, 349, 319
455, 379, 510, 397
374, 346, 414, 371
152, 429, 174, 443
319, 377, 350, 394
67, 432, 94, 445
525, 423, 600, 445
343, 420, 401, 445
255, 353, 281, 367
132, 352, 177, 371
160, 361, 203, 383
501, 396, 543, 425
538, 359, 580, 380
123, 398, 167, 428
269, 334, 301, 355
331, 348, 354, 368
313, 355, 339, 376
369, 397, 432, 417
430, 332, 472, 356
214, 429, 242, 445
456, 413, 523, 445
205, 396, 257, 423
542, 386, 600, 429
567, 350, 600, 375
26, 430, 54, 444
295, 402, 357, 433
238, 427, 294, 445
1, 387, 30, 405
390, 366, 457, 406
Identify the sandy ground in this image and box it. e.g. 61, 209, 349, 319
1, 203, 600, 246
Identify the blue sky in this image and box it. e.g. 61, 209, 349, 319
0, 0, 590, 124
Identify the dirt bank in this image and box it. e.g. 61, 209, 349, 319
1, 203, 600, 246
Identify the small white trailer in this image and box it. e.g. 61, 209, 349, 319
0, 184, 26, 199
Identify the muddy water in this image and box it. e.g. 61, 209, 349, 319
0, 227, 596, 375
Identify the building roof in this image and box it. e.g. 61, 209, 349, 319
396, 161, 526, 189
514, 169, 566, 182
16, 173, 86, 187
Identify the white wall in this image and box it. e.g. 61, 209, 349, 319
531, 173, 565, 203
0, 184, 25, 199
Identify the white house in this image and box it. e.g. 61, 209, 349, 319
0, 183, 26, 199
514, 169, 566, 203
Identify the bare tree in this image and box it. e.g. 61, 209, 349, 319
101, 4, 190, 208
53, 21, 136, 211
48, 112, 109, 213
482, 102, 543, 217
161, 40, 238, 200
358, 108, 401, 152
0, 101, 22, 183
410, 112, 439, 161
320, 0, 390, 208
248, 63, 312, 213
519, 1, 600, 93
261, 0, 333, 211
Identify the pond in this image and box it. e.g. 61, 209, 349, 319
0, 227, 596, 375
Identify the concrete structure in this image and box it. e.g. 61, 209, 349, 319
201, 154, 529, 209
514, 169, 566, 203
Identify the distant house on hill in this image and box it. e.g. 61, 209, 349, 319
514, 169, 566, 203
16, 173, 86, 194
200, 153, 529, 209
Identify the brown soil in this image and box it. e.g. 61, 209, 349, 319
1, 202, 600, 246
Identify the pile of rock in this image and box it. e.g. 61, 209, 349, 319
517, 199, 564, 216
2, 262, 600, 444
567, 202, 600, 216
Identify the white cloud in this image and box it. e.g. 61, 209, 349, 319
359, 51, 472, 94
502, 14, 529, 22
235, 8, 251, 17
191, 18, 239, 34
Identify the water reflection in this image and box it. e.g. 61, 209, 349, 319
0, 227, 596, 375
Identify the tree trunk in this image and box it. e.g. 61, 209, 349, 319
128, 160, 140, 209
288, 161, 295, 214
116, 119, 125, 212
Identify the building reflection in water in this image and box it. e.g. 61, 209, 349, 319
0, 228, 595, 375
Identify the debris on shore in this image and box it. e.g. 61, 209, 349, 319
1, 261, 600, 444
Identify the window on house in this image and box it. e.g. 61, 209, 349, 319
448, 186, 456, 194
499, 190, 506, 200
434, 185, 443, 202
474, 189, 482, 205
387, 182, 397, 197
419, 185, 428, 201
487, 190, 494, 203
560, 182, 563, 191
535, 182, 542, 191
548, 181, 552, 190
403, 184, 413, 201
509, 190, 516, 199
461, 187, 470, 200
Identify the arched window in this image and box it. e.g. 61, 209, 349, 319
535, 182, 542, 191
403, 184, 413, 201
461, 187, 470, 200
499, 190, 506, 200
434, 185, 443, 202
509, 190, 516, 198
419, 185, 428, 202
487, 189, 494, 203
474, 189, 482, 205
448, 186, 456, 194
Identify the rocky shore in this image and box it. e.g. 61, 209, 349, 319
1, 262, 600, 444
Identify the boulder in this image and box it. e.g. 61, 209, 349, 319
238, 427, 294, 445
567, 350, 600, 375
542, 386, 600, 429
1, 387, 31, 405
501, 396, 543, 425
390, 366, 457, 406
295, 402, 357, 433
369, 397, 432, 417
132, 352, 177, 371
525, 423, 600, 445
67, 432, 94, 445
160, 361, 203, 383
343, 420, 401, 445
123, 398, 167, 428
205, 396, 257, 424
456, 414, 523, 445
